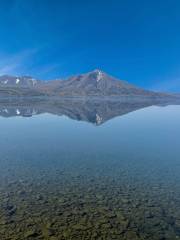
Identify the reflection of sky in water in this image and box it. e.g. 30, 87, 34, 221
0, 105, 180, 181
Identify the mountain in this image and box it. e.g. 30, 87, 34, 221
52, 69, 156, 96
0, 70, 177, 97
0, 75, 45, 97
0, 75, 42, 87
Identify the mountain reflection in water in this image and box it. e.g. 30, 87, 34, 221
0, 97, 179, 125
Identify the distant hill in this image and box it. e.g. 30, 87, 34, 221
0, 75, 41, 87
0, 70, 178, 98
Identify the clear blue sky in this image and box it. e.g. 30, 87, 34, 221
0, 0, 180, 92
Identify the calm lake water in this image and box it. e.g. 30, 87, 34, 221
0, 100, 180, 240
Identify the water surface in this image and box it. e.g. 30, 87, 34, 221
0, 100, 180, 240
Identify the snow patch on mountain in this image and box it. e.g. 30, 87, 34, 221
16, 78, 20, 84
96, 70, 103, 82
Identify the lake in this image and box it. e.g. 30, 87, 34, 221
0, 98, 180, 240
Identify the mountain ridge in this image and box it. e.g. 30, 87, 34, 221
0, 69, 177, 97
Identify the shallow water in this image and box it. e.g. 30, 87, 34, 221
0, 101, 180, 240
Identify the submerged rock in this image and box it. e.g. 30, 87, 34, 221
24, 229, 39, 238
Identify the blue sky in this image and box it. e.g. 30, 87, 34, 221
0, 0, 180, 92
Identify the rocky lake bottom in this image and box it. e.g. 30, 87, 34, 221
0, 102, 180, 240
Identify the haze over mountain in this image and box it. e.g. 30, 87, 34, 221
0, 70, 174, 98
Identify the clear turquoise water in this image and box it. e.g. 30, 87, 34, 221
0, 104, 180, 240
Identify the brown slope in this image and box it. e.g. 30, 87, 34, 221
53, 70, 159, 96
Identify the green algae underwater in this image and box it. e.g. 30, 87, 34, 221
0, 104, 180, 240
